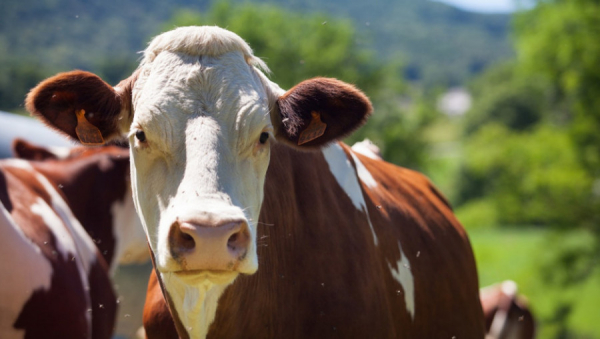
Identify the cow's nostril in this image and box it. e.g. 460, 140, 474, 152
169, 223, 196, 257
226, 225, 250, 258
227, 233, 239, 250
178, 230, 195, 251
181, 232, 193, 242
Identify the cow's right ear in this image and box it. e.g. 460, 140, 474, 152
25, 70, 136, 145
271, 77, 372, 149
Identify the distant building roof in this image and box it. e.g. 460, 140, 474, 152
437, 88, 472, 117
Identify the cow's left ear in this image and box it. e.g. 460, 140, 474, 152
272, 78, 372, 148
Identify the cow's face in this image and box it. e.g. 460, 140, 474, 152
26, 26, 372, 338
129, 41, 275, 277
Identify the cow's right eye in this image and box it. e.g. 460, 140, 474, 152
135, 130, 146, 143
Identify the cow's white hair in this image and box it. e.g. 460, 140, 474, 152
141, 26, 270, 73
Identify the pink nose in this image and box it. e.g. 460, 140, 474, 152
169, 219, 251, 271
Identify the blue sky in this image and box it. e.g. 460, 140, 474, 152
432, 0, 532, 13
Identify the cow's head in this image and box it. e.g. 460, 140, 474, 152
26, 26, 371, 337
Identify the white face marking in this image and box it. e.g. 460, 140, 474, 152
0, 203, 53, 339
387, 241, 415, 320
322, 143, 378, 246
130, 50, 271, 272
110, 185, 149, 271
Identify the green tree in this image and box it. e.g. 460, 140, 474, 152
455, 2, 600, 336
463, 63, 550, 135
515, 0, 600, 175
460, 123, 594, 227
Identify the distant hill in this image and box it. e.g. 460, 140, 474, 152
0, 0, 513, 109
260, 0, 513, 85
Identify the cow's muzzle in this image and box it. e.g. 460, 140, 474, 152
169, 217, 251, 272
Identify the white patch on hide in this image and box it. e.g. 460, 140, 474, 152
350, 152, 378, 189
322, 143, 378, 246
0, 203, 53, 339
388, 241, 415, 320
351, 139, 382, 160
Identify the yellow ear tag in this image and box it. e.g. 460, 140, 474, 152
75, 109, 105, 146
298, 111, 327, 145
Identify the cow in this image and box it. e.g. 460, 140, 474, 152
0, 139, 147, 339
352, 138, 383, 160
481, 280, 536, 339
25, 26, 485, 338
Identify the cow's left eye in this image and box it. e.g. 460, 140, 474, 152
259, 132, 269, 144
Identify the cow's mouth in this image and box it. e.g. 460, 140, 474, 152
171, 269, 239, 285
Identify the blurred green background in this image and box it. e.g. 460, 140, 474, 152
1, 0, 599, 338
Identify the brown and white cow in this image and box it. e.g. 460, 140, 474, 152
12, 140, 149, 269
0, 140, 147, 338
481, 280, 536, 339
26, 26, 485, 338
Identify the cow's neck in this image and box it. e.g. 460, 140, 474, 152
160, 143, 347, 338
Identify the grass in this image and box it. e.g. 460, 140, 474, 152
468, 227, 600, 338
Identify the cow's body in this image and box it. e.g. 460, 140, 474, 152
481, 281, 536, 339
143, 142, 484, 338
0, 141, 147, 339
26, 26, 485, 338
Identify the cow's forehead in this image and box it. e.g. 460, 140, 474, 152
132, 51, 270, 136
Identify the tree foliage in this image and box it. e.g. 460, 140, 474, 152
463, 63, 550, 135
460, 123, 594, 227
455, 2, 600, 336
515, 0, 600, 174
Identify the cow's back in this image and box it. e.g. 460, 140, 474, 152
348, 144, 484, 337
